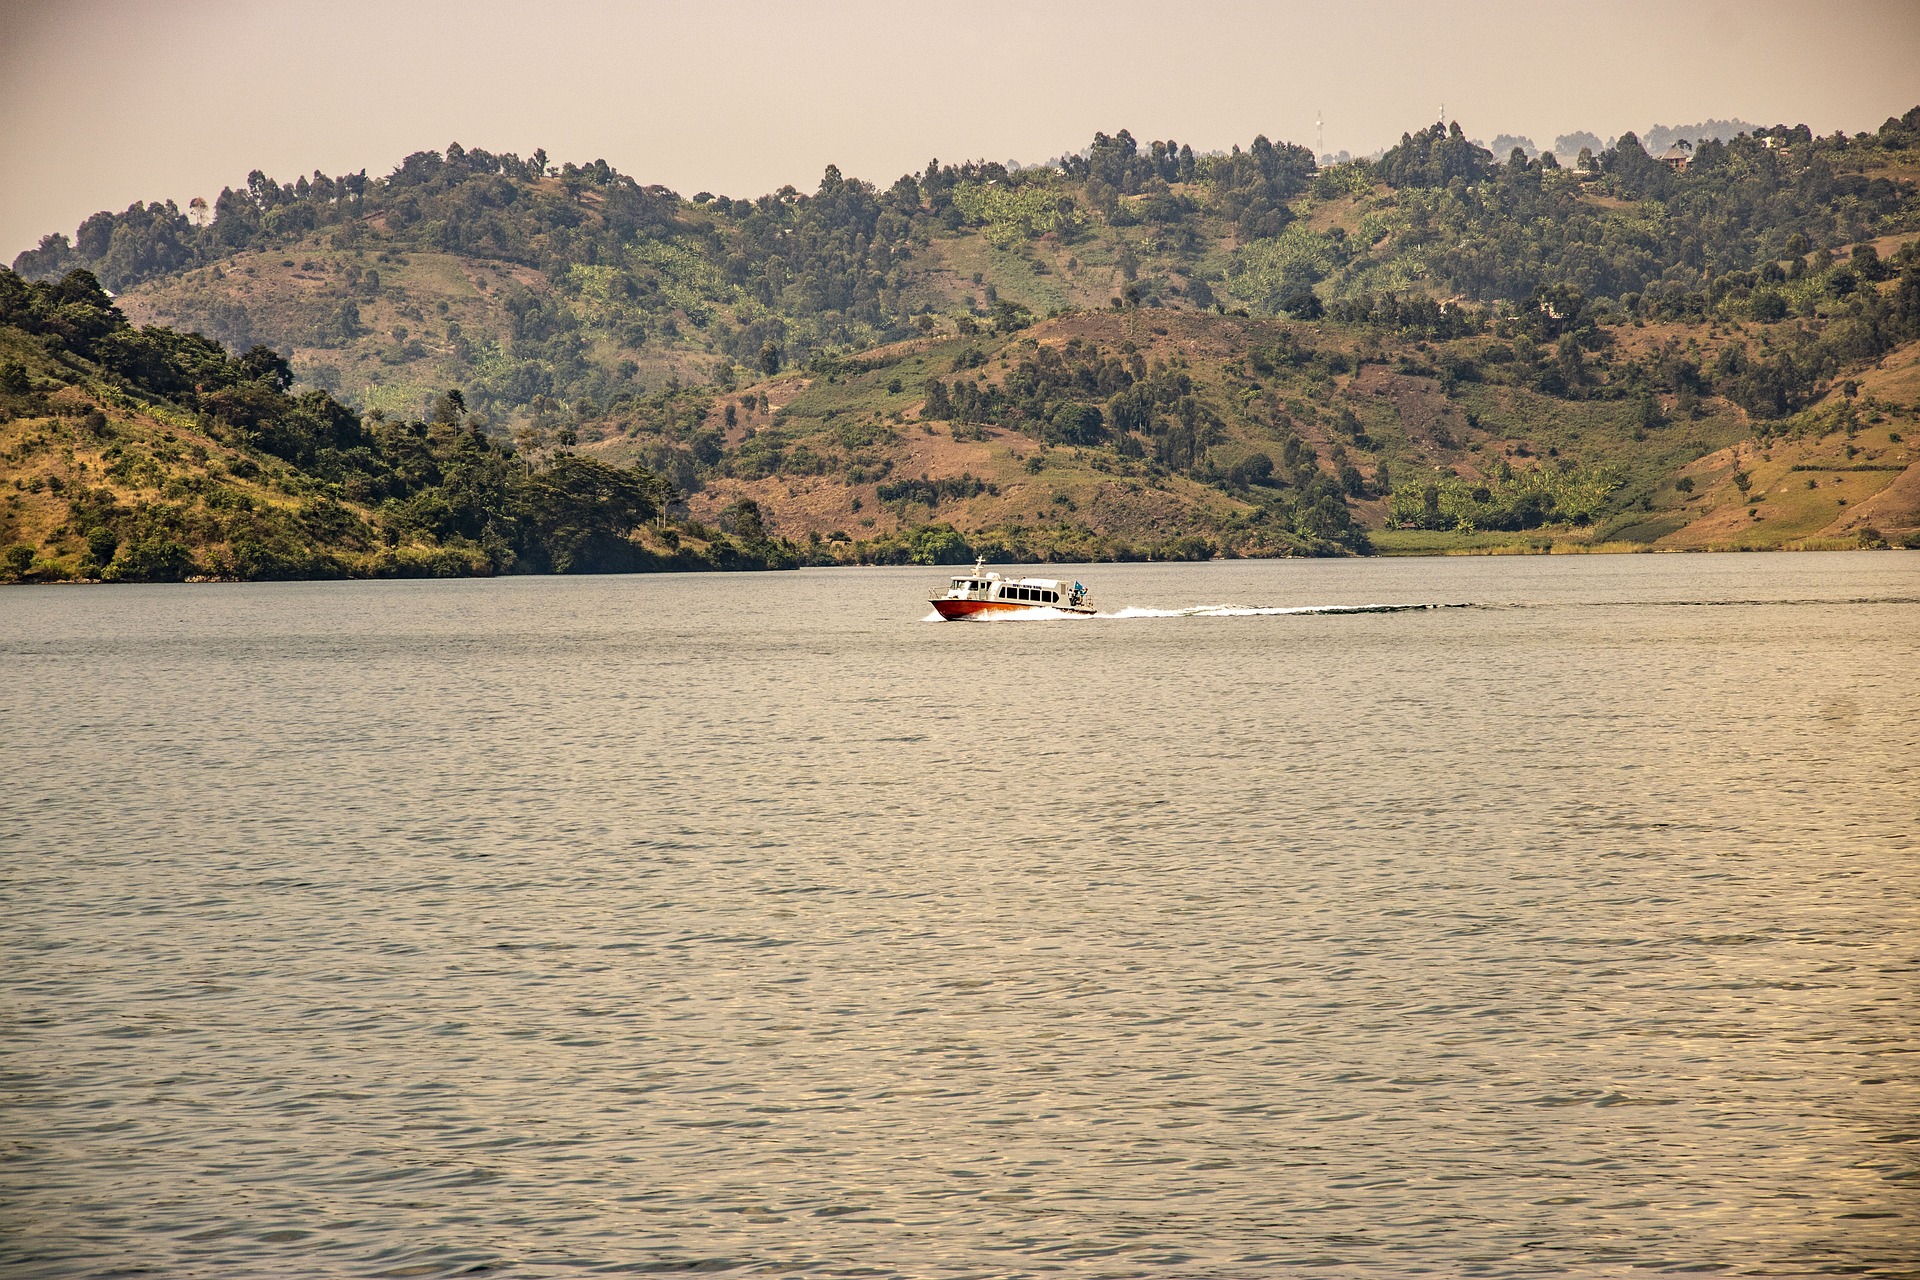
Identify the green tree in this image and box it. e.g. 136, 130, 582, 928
725, 498, 768, 543
923, 378, 951, 418
105, 536, 197, 583
85, 527, 120, 566
430, 388, 466, 424
907, 524, 971, 564
1047, 402, 1105, 446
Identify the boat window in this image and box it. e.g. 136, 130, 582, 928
1043, 592, 1057, 604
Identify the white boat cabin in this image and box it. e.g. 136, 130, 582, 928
941, 560, 1088, 608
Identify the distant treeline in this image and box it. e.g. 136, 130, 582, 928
17, 107, 1920, 324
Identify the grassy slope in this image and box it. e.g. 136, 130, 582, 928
575, 307, 1920, 553
619, 315, 1261, 547
0, 325, 769, 581
117, 245, 582, 421
1661, 418, 1915, 549
0, 323, 405, 576
118, 247, 866, 429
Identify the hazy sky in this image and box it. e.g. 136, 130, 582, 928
4, 0, 1919, 259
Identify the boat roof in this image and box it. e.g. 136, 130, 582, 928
951, 559, 1077, 591
949, 569, 1065, 589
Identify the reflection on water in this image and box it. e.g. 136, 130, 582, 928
2, 552, 1916, 1277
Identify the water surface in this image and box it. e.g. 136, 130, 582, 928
3, 552, 1916, 1277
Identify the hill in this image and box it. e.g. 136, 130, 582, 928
0, 269, 798, 582
7, 112, 1920, 581
586, 303, 1920, 559
16, 113, 1920, 424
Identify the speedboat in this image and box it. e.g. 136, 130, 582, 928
931, 558, 1095, 620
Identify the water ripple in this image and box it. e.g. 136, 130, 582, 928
2, 552, 1916, 1277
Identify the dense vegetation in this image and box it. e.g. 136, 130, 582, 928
0, 267, 798, 581
16, 108, 1920, 420
7, 106, 1920, 581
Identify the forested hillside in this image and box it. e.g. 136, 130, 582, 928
7, 109, 1920, 580
0, 269, 801, 581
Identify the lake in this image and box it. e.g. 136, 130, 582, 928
2, 551, 1916, 1277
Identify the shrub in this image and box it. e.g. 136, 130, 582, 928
2, 543, 34, 580
104, 536, 197, 582
907, 524, 971, 564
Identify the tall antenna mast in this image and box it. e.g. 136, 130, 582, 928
1316, 108, 1324, 157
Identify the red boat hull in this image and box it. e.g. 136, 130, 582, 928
931, 599, 1094, 621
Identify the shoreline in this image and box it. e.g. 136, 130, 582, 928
5, 538, 1913, 586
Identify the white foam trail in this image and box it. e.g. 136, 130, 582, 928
1019, 606, 1086, 621
926, 602, 1466, 623
1100, 602, 1461, 619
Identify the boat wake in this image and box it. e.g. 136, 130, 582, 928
923, 602, 1470, 622
1102, 602, 1470, 619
